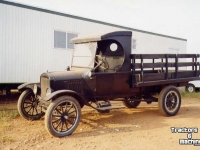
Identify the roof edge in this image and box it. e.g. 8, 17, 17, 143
1, 1, 187, 41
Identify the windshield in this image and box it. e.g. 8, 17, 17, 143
71, 42, 97, 69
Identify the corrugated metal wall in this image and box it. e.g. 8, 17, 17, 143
132, 31, 186, 54
0, 3, 186, 83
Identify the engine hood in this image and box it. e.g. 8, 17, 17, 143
40, 68, 91, 92
41, 70, 85, 82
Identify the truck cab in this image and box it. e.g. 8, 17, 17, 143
40, 31, 132, 101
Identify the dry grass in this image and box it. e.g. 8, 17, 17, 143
180, 91, 200, 99
0, 107, 19, 130
0, 107, 19, 120
0, 107, 19, 143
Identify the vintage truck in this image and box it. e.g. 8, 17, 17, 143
17, 31, 200, 137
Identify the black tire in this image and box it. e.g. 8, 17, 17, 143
123, 98, 141, 108
186, 84, 195, 93
17, 89, 45, 120
45, 96, 81, 137
158, 86, 181, 116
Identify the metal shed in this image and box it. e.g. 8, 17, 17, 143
0, 1, 187, 93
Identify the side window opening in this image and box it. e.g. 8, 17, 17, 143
54, 31, 66, 49
54, 30, 78, 49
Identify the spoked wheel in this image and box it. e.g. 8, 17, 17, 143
45, 96, 81, 137
17, 89, 44, 120
158, 86, 181, 116
123, 97, 141, 108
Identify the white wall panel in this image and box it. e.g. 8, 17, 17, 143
0, 3, 186, 83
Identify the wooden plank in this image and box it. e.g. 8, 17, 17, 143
132, 63, 166, 69
177, 54, 200, 58
177, 71, 196, 78
132, 77, 200, 87
171, 62, 199, 67
132, 71, 200, 86
131, 62, 200, 69
130, 54, 166, 59
170, 70, 199, 78
130, 54, 200, 59
143, 73, 166, 81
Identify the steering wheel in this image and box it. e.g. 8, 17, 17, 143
94, 55, 109, 70
114, 65, 121, 72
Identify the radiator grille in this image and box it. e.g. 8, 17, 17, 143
41, 76, 50, 99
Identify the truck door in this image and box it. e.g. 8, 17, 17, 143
113, 72, 130, 95
95, 73, 114, 97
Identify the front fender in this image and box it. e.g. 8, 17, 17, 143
18, 82, 40, 91
43, 90, 88, 107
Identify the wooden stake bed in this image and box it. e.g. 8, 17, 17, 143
131, 54, 200, 87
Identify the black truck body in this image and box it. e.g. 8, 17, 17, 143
17, 31, 200, 137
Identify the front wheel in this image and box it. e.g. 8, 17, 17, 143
17, 89, 45, 120
158, 86, 181, 116
45, 96, 81, 137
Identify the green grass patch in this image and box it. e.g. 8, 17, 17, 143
180, 91, 200, 99
0, 107, 19, 130
0, 107, 19, 120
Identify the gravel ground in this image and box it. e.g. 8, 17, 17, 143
1, 94, 200, 150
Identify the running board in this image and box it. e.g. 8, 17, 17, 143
97, 106, 125, 111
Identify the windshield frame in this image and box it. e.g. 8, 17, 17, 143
71, 42, 97, 69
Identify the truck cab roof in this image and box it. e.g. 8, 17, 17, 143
70, 31, 132, 44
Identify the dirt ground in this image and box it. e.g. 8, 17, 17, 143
1, 94, 200, 150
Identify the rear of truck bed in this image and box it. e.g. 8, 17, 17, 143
131, 54, 200, 87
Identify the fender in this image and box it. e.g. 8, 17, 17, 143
18, 82, 40, 91
43, 90, 89, 107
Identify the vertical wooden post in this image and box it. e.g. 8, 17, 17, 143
165, 54, 168, 80
153, 58, 155, 71
175, 54, 178, 79
195, 54, 198, 77
192, 57, 194, 71
141, 54, 143, 82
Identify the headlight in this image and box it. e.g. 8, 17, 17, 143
33, 84, 37, 94
88, 71, 92, 77
46, 88, 52, 96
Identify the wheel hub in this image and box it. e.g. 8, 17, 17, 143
168, 96, 175, 103
64, 115, 69, 119
188, 87, 194, 92
166, 93, 177, 110
61, 112, 69, 121
33, 101, 38, 107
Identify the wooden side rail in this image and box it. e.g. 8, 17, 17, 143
131, 54, 200, 86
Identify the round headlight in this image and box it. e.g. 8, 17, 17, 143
33, 84, 37, 94
46, 88, 52, 96
88, 71, 92, 77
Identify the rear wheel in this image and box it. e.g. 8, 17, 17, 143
45, 96, 81, 137
123, 97, 141, 108
17, 89, 44, 120
158, 86, 181, 116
